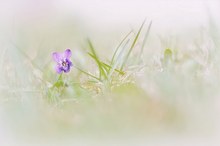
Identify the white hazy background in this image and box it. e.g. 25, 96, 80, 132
0, 0, 220, 31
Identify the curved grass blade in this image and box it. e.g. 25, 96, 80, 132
110, 30, 133, 65
140, 21, 152, 57
120, 20, 146, 70
87, 39, 108, 80
88, 53, 124, 75
73, 65, 101, 81
108, 39, 130, 78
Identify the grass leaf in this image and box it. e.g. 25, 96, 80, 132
120, 20, 146, 70
87, 39, 108, 80
74, 65, 101, 81
140, 20, 152, 57
111, 30, 133, 65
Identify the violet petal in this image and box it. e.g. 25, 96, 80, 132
64, 49, 72, 59
55, 65, 63, 74
64, 68, 70, 73
52, 52, 61, 63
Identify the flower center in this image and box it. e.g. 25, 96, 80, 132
62, 61, 67, 67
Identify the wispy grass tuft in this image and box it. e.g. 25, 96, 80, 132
120, 20, 146, 70
73, 20, 153, 92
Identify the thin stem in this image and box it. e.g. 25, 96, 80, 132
73, 65, 101, 81
51, 73, 63, 89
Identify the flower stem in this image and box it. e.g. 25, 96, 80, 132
51, 73, 63, 89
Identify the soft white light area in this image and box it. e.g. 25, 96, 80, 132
0, 0, 219, 32
56, 0, 220, 31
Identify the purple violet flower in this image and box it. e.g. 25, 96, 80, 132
52, 49, 73, 74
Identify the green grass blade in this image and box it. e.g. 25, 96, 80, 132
140, 21, 152, 57
109, 39, 130, 77
110, 30, 133, 65
120, 20, 146, 70
73, 65, 101, 81
88, 52, 109, 74
87, 39, 108, 80
102, 62, 125, 75
88, 53, 124, 75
